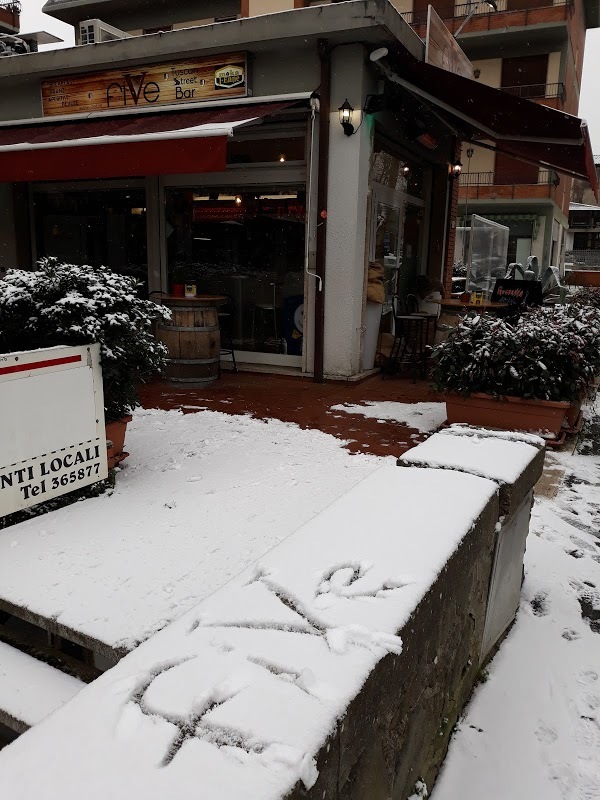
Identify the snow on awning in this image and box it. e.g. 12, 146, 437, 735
0, 101, 298, 182
376, 51, 599, 199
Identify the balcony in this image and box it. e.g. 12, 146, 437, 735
402, 0, 574, 38
459, 170, 561, 200
0, 1, 20, 34
500, 82, 567, 107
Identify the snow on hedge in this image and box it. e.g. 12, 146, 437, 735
0, 465, 498, 800
433, 306, 600, 403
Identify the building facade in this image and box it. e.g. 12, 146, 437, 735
1, 0, 463, 380
398, 0, 599, 271
0, 0, 594, 381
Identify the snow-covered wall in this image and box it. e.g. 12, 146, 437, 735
0, 432, 544, 800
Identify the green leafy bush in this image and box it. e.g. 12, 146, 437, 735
0, 258, 170, 422
432, 306, 600, 402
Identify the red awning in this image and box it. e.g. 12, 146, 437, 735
378, 52, 599, 198
0, 101, 298, 182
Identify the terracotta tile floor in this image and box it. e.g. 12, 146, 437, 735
139, 372, 444, 458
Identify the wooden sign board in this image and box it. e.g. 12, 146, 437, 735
425, 6, 473, 80
41, 52, 248, 117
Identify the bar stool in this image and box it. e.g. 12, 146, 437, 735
384, 294, 428, 380
251, 281, 283, 353
218, 295, 238, 375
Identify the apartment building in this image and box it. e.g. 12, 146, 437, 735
396, 0, 600, 269
0, 1, 19, 36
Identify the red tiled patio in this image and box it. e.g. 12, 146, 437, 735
139, 373, 443, 458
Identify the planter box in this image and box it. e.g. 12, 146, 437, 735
105, 415, 132, 469
446, 393, 569, 438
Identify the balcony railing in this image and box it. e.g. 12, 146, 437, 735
401, 0, 572, 27
500, 82, 566, 102
0, 1, 21, 13
460, 170, 559, 186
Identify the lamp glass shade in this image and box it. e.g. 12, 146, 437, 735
338, 99, 354, 125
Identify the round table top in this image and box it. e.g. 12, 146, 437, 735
162, 295, 227, 306
441, 298, 506, 311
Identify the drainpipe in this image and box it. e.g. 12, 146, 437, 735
313, 39, 330, 383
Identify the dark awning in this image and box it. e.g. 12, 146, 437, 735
0, 100, 300, 182
375, 51, 598, 198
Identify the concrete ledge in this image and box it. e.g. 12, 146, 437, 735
398, 425, 545, 518
0, 641, 83, 735
0, 465, 507, 799
286, 495, 499, 799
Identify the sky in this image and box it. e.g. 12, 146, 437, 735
18, 1, 600, 153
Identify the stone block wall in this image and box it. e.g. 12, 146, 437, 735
286, 496, 499, 800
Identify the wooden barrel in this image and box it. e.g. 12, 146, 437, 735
157, 297, 222, 385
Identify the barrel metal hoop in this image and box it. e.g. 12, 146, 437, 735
168, 377, 218, 384
162, 325, 220, 333
167, 357, 220, 365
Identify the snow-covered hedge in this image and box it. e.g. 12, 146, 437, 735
570, 287, 600, 310
432, 306, 600, 402
0, 259, 170, 422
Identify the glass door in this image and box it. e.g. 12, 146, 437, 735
164, 187, 306, 364
370, 184, 426, 312
373, 200, 403, 316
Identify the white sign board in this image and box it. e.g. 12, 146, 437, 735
0, 344, 108, 516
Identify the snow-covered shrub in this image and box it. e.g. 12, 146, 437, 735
570, 287, 600, 310
0, 258, 170, 422
432, 305, 600, 402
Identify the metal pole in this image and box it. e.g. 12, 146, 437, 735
314, 39, 330, 384
463, 147, 474, 264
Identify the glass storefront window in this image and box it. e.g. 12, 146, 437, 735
370, 148, 425, 199
227, 137, 305, 165
33, 189, 148, 292
374, 203, 401, 314
165, 187, 305, 356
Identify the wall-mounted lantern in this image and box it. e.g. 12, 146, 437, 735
338, 99, 355, 136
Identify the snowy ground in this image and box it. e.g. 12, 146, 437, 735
1, 397, 598, 798
0, 410, 387, 651
330, 401, 446, 434
432, 413, 600, 800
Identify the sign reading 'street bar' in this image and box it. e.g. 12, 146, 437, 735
41, 52, 248, 117
0, 344, 108, 516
